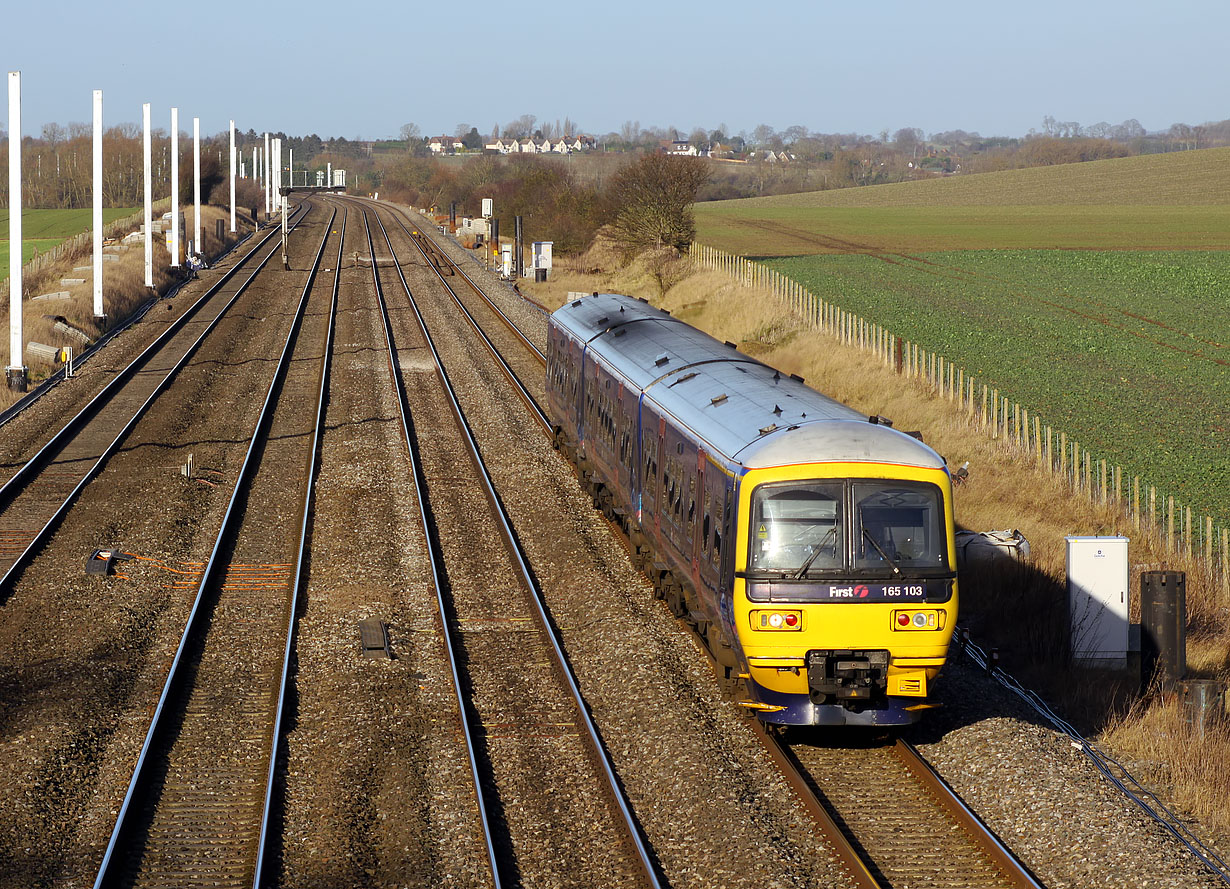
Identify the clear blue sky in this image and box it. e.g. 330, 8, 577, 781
3, 0, 1226, 141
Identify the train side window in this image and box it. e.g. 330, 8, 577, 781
686, 475, 696, 535
702, 508, 711, 556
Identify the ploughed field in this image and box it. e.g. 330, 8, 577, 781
694, 148, 1230, 525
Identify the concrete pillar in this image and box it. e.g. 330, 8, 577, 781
92, 89, 104, 318
193, 117, 201, 258
170, 107, 180, 266
7, 71, 26, 390
229, 120, 236, 232
143, 102, 153, 288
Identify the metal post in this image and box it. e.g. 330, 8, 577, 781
514, 215, 523, 279
171, 107, 180, 267
193, 117, 201, 259
143, 102, 153, 289
7, 71, 27, 391
92, 89, 104, 319
288, 147, 293, 190
1141, 571, 1186, 691
229, 119, 236, 233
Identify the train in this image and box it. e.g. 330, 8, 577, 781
546, 293, 959, 726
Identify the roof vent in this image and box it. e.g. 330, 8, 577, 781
613, 328, 626, 337
773, 371, 781, 383
572, 299, 582, 308
598, 316, 609, 325
759, 423, 778, 436
710, 393, 728, 406
790, 373, 805, 383
868, 414, 894, 427
620, 306, 625, 313
725, 341, 737, 350
773, 405, 783, 416
669, 372, 698, 387
654, 354, 670, 367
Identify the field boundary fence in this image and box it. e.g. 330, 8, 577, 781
1, 200, 171, 296
690, 240, 1229, 595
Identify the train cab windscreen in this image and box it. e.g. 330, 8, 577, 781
749, 482, 843, 575
747, 480, 949, 577
852, 482, 947, 572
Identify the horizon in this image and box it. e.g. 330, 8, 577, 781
3, 0, 1227, 143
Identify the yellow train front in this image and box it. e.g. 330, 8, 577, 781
546, 293, 958, 727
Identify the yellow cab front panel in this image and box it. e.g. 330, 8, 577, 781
732, 460, 958, 726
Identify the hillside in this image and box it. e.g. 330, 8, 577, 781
701, 147, 1230, 210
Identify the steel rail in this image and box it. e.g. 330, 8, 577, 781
0, 229, 257, 431
755, 725, 884, 889
366, 198, 546, 365
93, 203, 336, 888
891, 738, 1046, 889
375, 206, 550, 433
0, 202, 312, 603
365, 205, 663, 889
358, 205, 503, 889
251, 202, 344, 887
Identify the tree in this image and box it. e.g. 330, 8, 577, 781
752, 123, 775, 147
893, 127, 923, 157
688, 127, 709, 149
399, 122, 420, 151
462, 127, 483, 151
607, 154, 711, 255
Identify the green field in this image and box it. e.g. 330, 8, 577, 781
694, 149, 1230, 524
0, 208, 139, 274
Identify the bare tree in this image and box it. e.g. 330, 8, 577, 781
608, 154, 712, 254
399, 122, 421, 151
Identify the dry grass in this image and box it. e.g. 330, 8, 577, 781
0, 205, 251, 410
528, 241, 1230, 836
1104, 698, 1230, 834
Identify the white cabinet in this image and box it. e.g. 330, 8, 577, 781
1066, 536, 1129, 668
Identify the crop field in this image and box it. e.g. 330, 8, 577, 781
694, 149, 1230, 524
0, 208, 140, 271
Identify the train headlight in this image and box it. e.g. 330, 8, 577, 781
892, 610, 944, 631
751, 610, 803, 631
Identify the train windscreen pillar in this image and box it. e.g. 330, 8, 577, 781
1141, 570, 1186, 690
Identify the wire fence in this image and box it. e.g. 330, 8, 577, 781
690, 241, 1229, 595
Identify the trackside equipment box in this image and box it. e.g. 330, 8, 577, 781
1066, 536, 1129, 668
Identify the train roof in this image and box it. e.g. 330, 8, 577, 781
550, 293, 947, 472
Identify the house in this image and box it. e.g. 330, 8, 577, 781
662, 139, 699, 156
518, 138, 538, 153
484, 139, 511, 153
428, 136, 464, 155
552, 139, 571, 154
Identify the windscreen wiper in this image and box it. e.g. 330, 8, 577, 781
861, 527, 901, 575
793, 527, 837, 579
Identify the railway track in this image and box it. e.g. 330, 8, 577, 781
360, 201, 662, 887
381, 199, 1046, 889
0, 203, 311, 605
92, 205, 341, 888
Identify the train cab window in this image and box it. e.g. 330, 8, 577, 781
749, 482, 843, 574
853, 482, 948, 571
